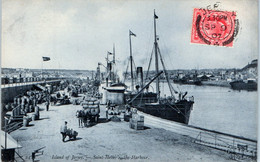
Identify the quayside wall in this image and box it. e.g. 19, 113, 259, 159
2, 84, 34, 104
1, 80, 61, 104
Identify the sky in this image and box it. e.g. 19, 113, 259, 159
2, 0, 259, 74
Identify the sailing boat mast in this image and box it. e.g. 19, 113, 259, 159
154, 9, 160, 97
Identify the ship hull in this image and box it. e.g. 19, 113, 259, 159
230, 81, 257, 91
173, 79, 201, 85
125, 92, 158, 105
134, 100, 194, 124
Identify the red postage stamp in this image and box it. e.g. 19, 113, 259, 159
191, 8, 239, 47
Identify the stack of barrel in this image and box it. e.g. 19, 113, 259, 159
82, 98, 100, 113
129, 110, 144, 130
81, 97, 100, 122
23, 106, 40, 127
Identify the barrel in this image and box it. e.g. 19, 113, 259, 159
72, 99, 76, 105
32, 114, 36, 121
23, 116, 29, 127
83, 109, 91, 114
94, 101, 100, 105
90, 108, 99, 115
35, 106, 40, 120
35, 106, 39, 114
29, 105, 33, 113
25, 105, 29, 113
88, 105, 98, 108
83, 105, 89, 109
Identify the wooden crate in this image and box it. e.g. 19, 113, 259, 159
129, 119, 144, 130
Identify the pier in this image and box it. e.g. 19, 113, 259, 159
140, 111, 257, 158
9, 103, 248, 162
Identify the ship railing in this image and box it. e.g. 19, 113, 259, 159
194, 131, 257, 160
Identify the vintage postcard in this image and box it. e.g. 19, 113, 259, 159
1, 0, 258, 161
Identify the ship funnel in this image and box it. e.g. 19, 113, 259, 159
136, 67, 143, 89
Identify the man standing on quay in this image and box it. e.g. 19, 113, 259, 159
45, 94, 50, 111
60, 121, 68, 142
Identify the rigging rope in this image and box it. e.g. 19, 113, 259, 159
132, 59, 137, 86
157, 46, 178, 97
166, 103, 186, 118
145, 45, 154, 80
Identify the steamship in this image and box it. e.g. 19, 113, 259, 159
126, 10, 194, 124
230, 78, 257, 91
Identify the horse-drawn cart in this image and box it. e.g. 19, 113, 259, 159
77, 97, 100, 127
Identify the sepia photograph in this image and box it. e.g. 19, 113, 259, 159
1, 0, 258, 161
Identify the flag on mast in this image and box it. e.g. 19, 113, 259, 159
129, 30, 136, 37
107, 51, 113, 55
154, 12, 158, 19
42, 57, 50, 61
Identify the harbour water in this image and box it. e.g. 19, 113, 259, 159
130, 81, 257, 140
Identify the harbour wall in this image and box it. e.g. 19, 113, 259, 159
1, 84, 34, 104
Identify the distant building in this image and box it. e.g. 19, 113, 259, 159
177, 71, 184, 79
210, 76, 221, 81
241, 59, 257, 79
197, 74, 210, 81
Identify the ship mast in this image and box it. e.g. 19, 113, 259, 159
113, 44, 115, 82
154, 9, 160, 98
129, 30, 136, 91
